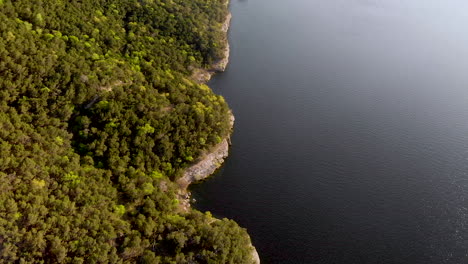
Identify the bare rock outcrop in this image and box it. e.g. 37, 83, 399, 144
251, 245, 261, 264
191, 11, 232, 83
177, 112, 234, 195
180, 5, 260, 263
179, 138, 230, 187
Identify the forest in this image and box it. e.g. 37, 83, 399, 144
0, 0, 256, 263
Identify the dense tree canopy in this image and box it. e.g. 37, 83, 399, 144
0, 0, 255, 263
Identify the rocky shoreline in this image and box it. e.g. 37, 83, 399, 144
176, 111, 234, 211
179, 2, 234, 204
176, 107, 260, 264
180, 3, 261, 263
191, 11, 232, 83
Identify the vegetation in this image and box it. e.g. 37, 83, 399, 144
0, 0, 255, 263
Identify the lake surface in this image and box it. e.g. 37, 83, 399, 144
191, 1, 468, 263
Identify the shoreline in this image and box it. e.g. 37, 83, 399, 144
180, 3, 261, 263
179, 2, 234, 207
176, 110, 234, 212
191, 11, 232, 83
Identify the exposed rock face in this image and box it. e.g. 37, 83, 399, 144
191, 11, 232, 83
177, 112, 234, 193
181, 5, 261, 263
180, 138, 229, 185
211, 12, 232, 72
251, 245, 261, 264
179, 6, 234, 191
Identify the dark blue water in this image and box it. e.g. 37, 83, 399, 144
191, 1, 468, 263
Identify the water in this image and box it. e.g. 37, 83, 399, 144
191, 1, 468, 263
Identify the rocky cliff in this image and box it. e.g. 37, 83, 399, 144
191, 11, 232, 83
180, 4, 261, 263
176, 111, 234, 210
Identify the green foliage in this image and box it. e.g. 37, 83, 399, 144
114, 204, 126, 216
0, 0, 254, 263
151, 170, 164, 179
35, 13, 44, 26
139, 123, 155, 135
